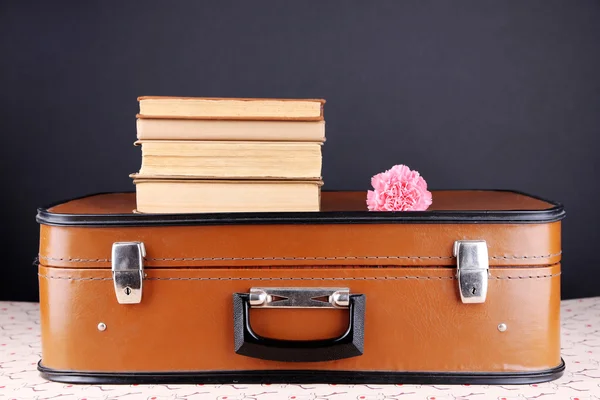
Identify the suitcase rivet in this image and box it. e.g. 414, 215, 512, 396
497, 323, 507, 332
97, 322, 107, 332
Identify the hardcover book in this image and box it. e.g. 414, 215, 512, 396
135, 140, 322, 179
136, 118, 325, 142
131, 176, 323, 213
137, 96, 325, 120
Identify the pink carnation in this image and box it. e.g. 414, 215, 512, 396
367, 164, 432, 211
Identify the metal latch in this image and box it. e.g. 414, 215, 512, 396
248, 287, 350, 309
111, 242, 145, 304
454, 240, 489, 304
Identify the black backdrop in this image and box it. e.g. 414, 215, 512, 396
1, 1, 599, 302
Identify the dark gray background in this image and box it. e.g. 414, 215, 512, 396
1, 1, 598, 302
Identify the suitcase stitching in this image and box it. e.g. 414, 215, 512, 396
37, 272, 561, 281
37, 252, 563, 262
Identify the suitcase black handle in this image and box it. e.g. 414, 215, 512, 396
233, 292, 365, 362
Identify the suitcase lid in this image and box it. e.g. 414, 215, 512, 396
36, 189, 564, 268
37, 190, 564, 227
37, 190, 564, 305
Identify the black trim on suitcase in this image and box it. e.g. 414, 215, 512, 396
36, 190, 566, 226
37, 359, 565, 385
233, 293, 365, 362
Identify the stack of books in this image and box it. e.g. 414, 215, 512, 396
131, 96, 326, 213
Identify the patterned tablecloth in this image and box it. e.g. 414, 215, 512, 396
1, 297, 600, 400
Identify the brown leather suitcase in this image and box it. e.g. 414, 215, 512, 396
35, 190, 565, 384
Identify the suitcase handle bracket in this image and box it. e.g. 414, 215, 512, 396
233, 291, 365, 362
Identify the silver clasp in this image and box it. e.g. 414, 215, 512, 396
111, 242, 145, 304
248, 287, 350, 309
454, 240, 489, 304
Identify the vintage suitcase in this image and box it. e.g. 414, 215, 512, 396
35, 189, 565, 384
